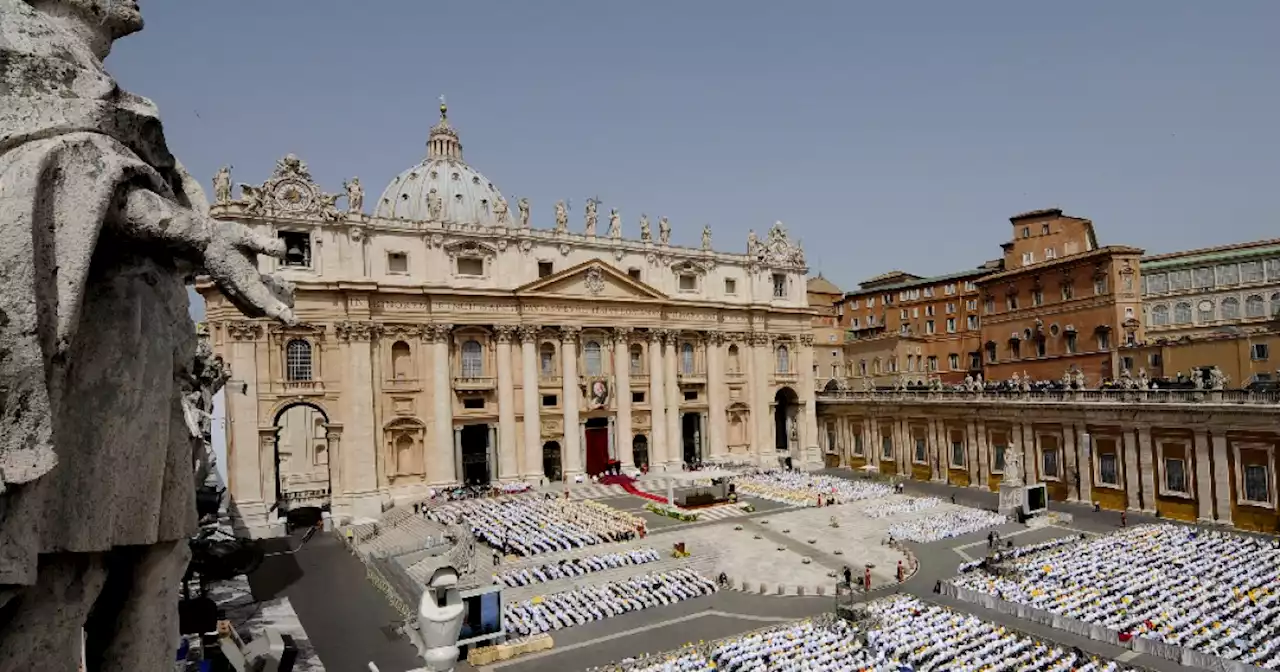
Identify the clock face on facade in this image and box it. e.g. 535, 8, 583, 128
1198, 300, 1214, 312
272, 178, 315, 213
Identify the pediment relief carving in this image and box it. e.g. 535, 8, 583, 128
443, 239, 498, 260
515, 261, 666, 301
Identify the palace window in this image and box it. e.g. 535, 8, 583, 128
950, 439, 965, 467
1006, 294, 1019, 311
1098, 453, 1119, 486
984, 298, 995, 314
1032, 289, 1044, 306
1244, 464, 1271, 504
1252, 343, 1270, 361
969, 352, 981, 370
387, 252, 408, 274
278, 231, 311, 268
1164, 457, 1188, 494
948, 353, 960, 370
681, 342, 695, 375
872, 358, 881, 375
985, 342, 997, 363
993, 443, 1006, 472
584, 340, 603, 376
925, 320, 935, 335
538, 261, 554, 278
1145, 273, 1168, 294
1198, 300, 1215, 323
1093, 276, 1108, 295
724, 278, 737, 295
1192, 267, 1214, 289
678, 274, 698, 292
1169, 269, 1191, 290
1174, 302, 1192, 324
1096, 331, 1110, 350
853, 432, 864, 456
285, 339, 313, 381
946, 318, 956, 333
927, 355, 938, 371
1273, 292, 1280, 317
1009, 340, 1021, 359
775, 345, 790, 373
1246, 294, 1265, 318
628, 268, 642, 281
456, 256, 484, 276
539, 343, 556, 376
629, 344, 644, 375
1151, 304, 1169, 326
1268, 259, 1280, 281
1217, 264, 1240, 286
1221, 297, 1241, 320
1061, 282, 1074, 300
967, 315, 979, 330
460, 340, 484, 377
772, 274, 787, 299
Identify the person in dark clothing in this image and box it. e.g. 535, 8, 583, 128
987, 530, 995, 549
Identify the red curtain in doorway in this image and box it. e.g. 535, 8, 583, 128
585, 427, 609, 476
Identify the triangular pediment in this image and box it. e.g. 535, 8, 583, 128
514, 260, 667, 300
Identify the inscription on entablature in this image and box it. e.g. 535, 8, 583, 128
432, 300, 519, 314
372, 299, 429, 311
666, 310, 718, 323
524, 303, 660, 319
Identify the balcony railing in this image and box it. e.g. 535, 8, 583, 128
677, 368, 707, 383
774, 372, 799, 384
538, 374, 563, 388
817, 387, 1280, 406
384, 377, 422, 391
453, 375, 496, 391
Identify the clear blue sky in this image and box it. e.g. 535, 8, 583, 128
107, 0, 1279, 315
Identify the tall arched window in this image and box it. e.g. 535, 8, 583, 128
1272, 292, 1280, 318
1245, 294, 1265, 318
629, 344, 644, 375
681, 342, 695, 375
540, 343, 556, 376
461, 340, 483, 378
859, 359, 867, 376
391, 340, 412, 379
1221, 297, 1240, 320
1174, 302, 1192, 324
1151, 305, 1169, 326
285, 339, 312, 381
727, 344, 740, 373
872, 358, 881, 374
775, 345, 790, 373
584, 340, 603, 376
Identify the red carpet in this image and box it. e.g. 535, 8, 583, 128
599, 474, 668, 503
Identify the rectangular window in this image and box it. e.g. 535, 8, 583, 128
724, 278, 737, 294
1093, 276, 1108, 295
1268, 259, 1280, 281
969, 353, 981, 370
456, 256, 484, 276
1042, 223, 1051, 235
278, 231, 312, 268
1065, 332, 1078, 354
1099, 453, 1119, 485
1169, 269, 1192, 290
925, 320, 935, 335
538, 261, 554, 278
542, 394, 558, 407
1042, 449, 1059, 478
772, 274, 787, 298
966, 299, 978, 311
849, 299, 860, 309
914, 438, 926, 463
1097, 332, 1110, 350
881, 435, 893, 460
678, 274, 697, 291
683, 390, 698, 401
1121, 356, 1134, 371
1045, 247, 1057, 260
900, 309, 909, 320
387, 251, 408, 274
1192, 267, 1214, 289
927, 355, 937, 371
1146, 273, 1168, 294
927, 305, 936, 316
867, 297, 875, 308
946, 318, 957, 333
632, 391, 645, 403
948, 353, 960, 370
1164, 457, 1187, 494
951, 440, 965, 467
1061, 283, 1074, 300
994, 443, 1007, 472
1217, 264, 1240, 286
462, 398, 485, 410
1032, 289, 1044, 306
945, 283, 957, 295
853, 433, 864, 456
1007, 294, 1019, 310
984, 298, 995, 314
944, 303, 953, 314
1244, 464, 1271, 504
628, 268, 642, 281
965, 281, 977, 291
967, 315, 979, 330
630, 349, 643, 375
1022, 252, 1034, 266
1251, 343, 1269, 361
852, 318, 860, 329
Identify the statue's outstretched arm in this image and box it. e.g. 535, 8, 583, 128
117, 187, 297, 325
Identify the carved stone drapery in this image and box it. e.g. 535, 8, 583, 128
494, 325, 518, 343
226, 320, 265, 341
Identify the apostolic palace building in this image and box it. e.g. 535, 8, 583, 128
200, 103, 819, 531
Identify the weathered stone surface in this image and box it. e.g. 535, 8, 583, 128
0, 1, 292, 669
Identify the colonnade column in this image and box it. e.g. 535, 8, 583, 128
613, 328, 634, 470
1211, 433, 1233, 525
560, 327, 582, 477
647, 330, 666, 469
663, 331, 681, 468
427, 323, 456, 486
1193, 429, 1213, 522
494, 325, 518, 482
337, 321, 379, 518
797, 334, 818, 469
519, 326, 543, 481
706, 331, 726, 460
1136, 424, 1156, 512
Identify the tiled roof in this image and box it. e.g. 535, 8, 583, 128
806, 275, 842, 295
843, 267, 991, 297
1009, 208, 1063, 221
976, 245, 1144, 284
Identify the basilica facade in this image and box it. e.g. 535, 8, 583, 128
200, 104, 818, 532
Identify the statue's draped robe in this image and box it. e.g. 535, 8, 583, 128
0, 2, 200, 585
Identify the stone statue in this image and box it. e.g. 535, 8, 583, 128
185, 333, 231, 485
584, 198, 598, 236
318, 191, 342, 221
554, 200, 568, 233
702, 224, 712, 250
0, 2, 296, 669
659, 216, 671, 245
212, 165, 232, 204
1209, 366, 1227, 391
608, 207, 621, 238
1003, 443, 1024, 486
639, 214, 652, 242
748, 229, 761, 257
428, 188, 443, 220
1119, 367, 1134, 390
493, 194, 509, 224
975, 373, 985, 390
237, 182, 266, 213
1009, 371, 1021, 388
1020, 372, 1032, 393
1137, 367, 1150, 390
344, 176, 364, 214
1061, 367, 1074, 390
1194, 371, 1207, 390
963, 374, 974, 390
517, 197, 530, 228
1073, 368, 1086, 390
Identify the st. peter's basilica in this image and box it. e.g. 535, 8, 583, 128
200, 102, 817, 532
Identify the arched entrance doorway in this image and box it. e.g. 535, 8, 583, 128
632, 435, 649, 470
774, 387, 799, 464
682, 413, 703, 466
542, 441, 563, 481
273, 402, 332, 511
460, 424, 492, 485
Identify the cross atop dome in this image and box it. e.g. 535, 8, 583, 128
427, 94, 463, 161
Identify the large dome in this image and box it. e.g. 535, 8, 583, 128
373, 102, 511, 226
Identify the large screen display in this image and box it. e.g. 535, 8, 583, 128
457, 586, 504, 645
1025, 483, 1048, 513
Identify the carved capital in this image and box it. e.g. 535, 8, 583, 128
611, 326, 634, 345
799, 334, 815, 347
383, 323, 425, 341
423, 323, 454, 343
335, 321, 383, 341
516, 324, 541, 343
749, 331, 772, 347
725, 331, 748, 343
648, 328, 667, 344
494, 325, 518, 343
662, 330, 680, 345
226, 320, 264, 341
706, 330, 725, 346
560, 326, 581, 344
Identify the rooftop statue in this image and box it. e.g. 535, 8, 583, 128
584, 198, 598, 236
554, 200, 569, 233
213, 165, 232, 204
344, 176, 364, 214
608, 208, 621, 239
639, 214, 652, 242
517, 197, 530, 228
658, 216, 671, 245
493, 194, 510, 225
702, 224, 712, 250
0, 2, 294, 669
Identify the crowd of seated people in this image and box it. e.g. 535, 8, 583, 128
590, 595, 1137, 672
949, 524, 1280, 669
957, 535, 1083, 574
886, 508, 1006, 543
426, 496, 640, 556
494, 549, 661, 587
503, 568, 717, 636
861, 496, 942, 519
733, 471, 892, 507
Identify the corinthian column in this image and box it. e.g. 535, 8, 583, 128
494, 325, 518, 482
647, 330, 666, 469
336, 320, 381, 518
560, 327, 583, 477
706, 331, 726, 459
613, 327, 634, 470
750, 332, 773, 464
664, 330, 681, 468
519, 325, 542, 482
797, 334, 819, 469
427, 323, 456, 486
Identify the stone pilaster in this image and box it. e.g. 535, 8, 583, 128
976, 420, 990, 489
646, 329, 666, 469
1137, 424, 1156, 512
750, 332, 773, 465
425, 323, 456, 486
225, 321, 268, 528
797, 334, 819, 469
1194, 429, 1213, 521
1122, 427, 1141, 511
706, 330, 726, 460
1075, 424, 1092, 501
663, 330, 681, 468
560, 327, 583, 476
1062, 423, 1078, 501
336, 320, 382, 519
494, 325, 518, 482
518, 325, 542, 481
612, 328, 634, 470
1211, 433, 1233, 524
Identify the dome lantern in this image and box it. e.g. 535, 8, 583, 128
427, 95, 463, 161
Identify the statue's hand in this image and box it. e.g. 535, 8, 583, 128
203, 219, 297, 326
